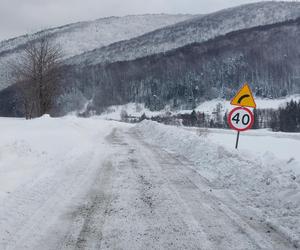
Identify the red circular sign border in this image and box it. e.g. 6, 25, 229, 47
228, 107, 254, 132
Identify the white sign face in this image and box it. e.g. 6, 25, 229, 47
228, 107, 254, 132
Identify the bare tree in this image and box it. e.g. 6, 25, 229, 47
12, 34, 63, 118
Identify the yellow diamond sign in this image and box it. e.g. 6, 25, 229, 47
230, 83, 256, 108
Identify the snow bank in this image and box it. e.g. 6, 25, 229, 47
183, 127, 300, 176
134, 120, 300, 246
0, 116, 129, 198
0, 116, 135, 248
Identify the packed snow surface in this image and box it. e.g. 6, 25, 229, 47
0, 116, 299, 249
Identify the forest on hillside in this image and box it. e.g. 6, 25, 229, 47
0, 17, 299, 132
56, 18, 300, 116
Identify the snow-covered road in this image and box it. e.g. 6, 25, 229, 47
100, 127, 296, 250
0, 117, 298, 249
0, 118, 123, 249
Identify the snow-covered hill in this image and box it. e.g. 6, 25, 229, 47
67, 1, 300, 66
0, 14, 193, 57
0, 14, 193, 90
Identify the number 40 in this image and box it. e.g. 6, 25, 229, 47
232, 113, 250, 125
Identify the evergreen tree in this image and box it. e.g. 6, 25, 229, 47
252, 109, 260, 129
270, 111, 279, 131
223, 112, 229, 128
139, 113, 147, 122
279, 100, 299, 132
209, 119, 215, 128
190, 110, 198, 126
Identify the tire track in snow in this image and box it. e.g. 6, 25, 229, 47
96, 128, 211, 249
60, 160, 115, 250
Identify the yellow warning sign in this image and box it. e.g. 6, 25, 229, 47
230, 83, 256, 108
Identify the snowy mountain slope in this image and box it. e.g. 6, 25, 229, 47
0, 14, 193, 90
2, 13, 300, 117
67, 1, 300, 66
54, 17, 300, 115
0, 14, 193, 57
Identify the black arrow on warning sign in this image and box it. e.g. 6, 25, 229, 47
238, 94, 250, 104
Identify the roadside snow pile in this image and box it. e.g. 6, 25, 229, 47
183, 127, 300, 176
0, 116, 125, 200
134, 120, 300, 246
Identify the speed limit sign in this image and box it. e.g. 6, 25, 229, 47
228, 107, 254, 132
229, 83, 256, 149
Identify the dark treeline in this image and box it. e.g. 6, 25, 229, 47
270, 100, 300, 132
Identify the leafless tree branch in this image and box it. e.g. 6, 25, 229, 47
10, 34, 63, 118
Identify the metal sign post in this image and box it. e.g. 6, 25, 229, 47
235, 131, 240, 149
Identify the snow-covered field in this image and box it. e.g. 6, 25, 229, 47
99, 95, 300, 121
99, 103, 162, 120
184, 95, 300, 115
0, 116, 299, 249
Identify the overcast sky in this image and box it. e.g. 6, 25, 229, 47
0, 0, 288, 41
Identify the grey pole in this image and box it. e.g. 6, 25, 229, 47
235, 131, 240, 149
